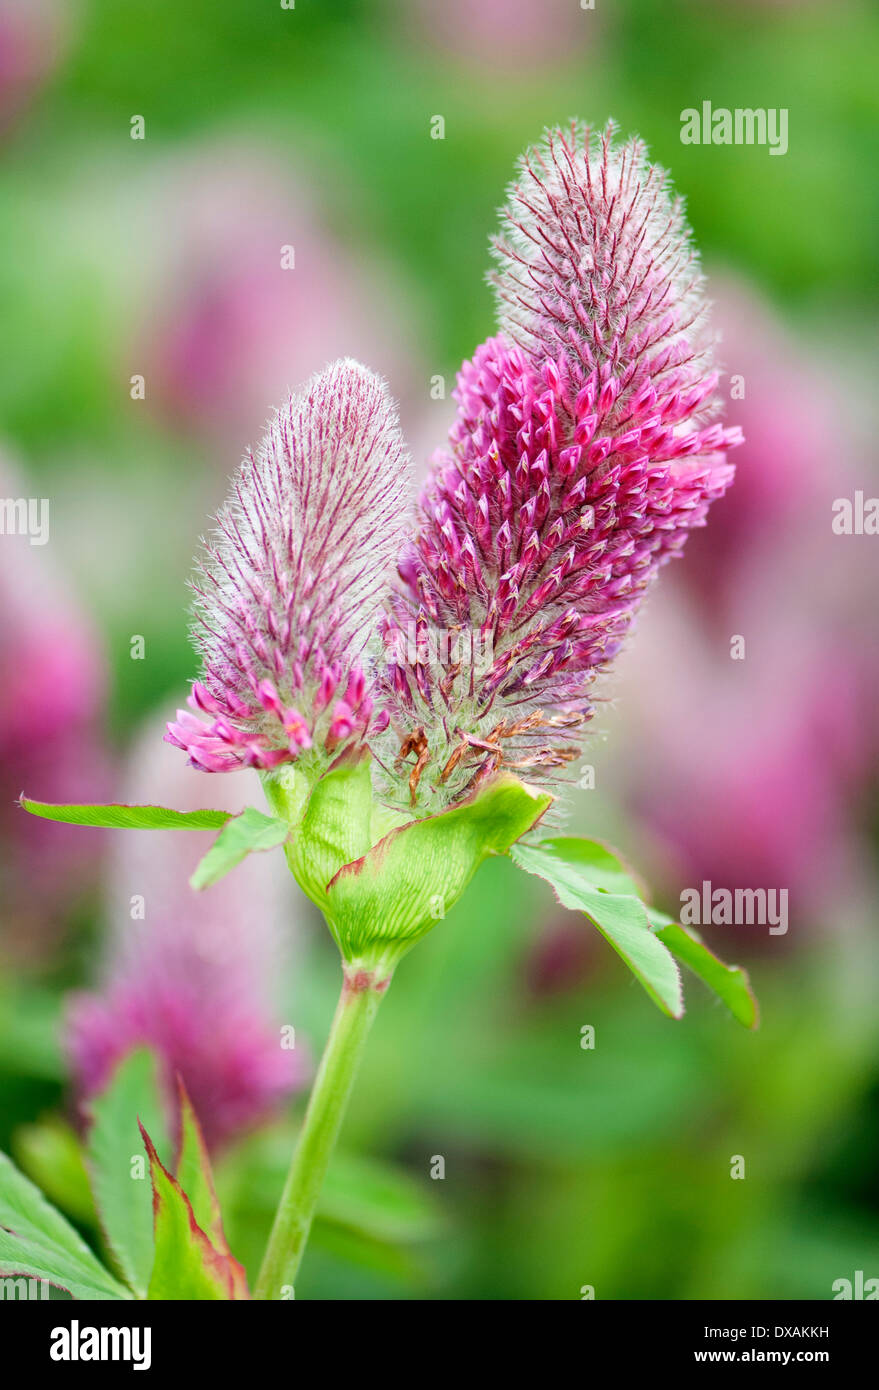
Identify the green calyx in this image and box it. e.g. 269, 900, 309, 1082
261, 751, 551, 974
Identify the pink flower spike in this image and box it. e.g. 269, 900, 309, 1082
377, 122, 741, 812
167, 360, 412, 775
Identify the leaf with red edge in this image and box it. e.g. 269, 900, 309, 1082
141, 1124, 248, 1301
0, 1150, 130, 1301
173, 1079, 248, 1299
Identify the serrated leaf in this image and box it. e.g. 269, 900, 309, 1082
325, 773, 552, 964
647, 910, 759, 1029
84, 1048, 171, 1298
189, 806, 289, 890
141, 1125, 248, 1300
0, 1229, 127, 1300
20, 797, 231, 830
0, 1150, 130, 1300
537, 836, 644, 897
510, 838, 684, 1019
175, 1081, 245, 1296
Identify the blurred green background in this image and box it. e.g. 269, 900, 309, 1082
1, 0, 877, 1299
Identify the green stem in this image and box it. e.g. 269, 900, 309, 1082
254, 965, 389, 1299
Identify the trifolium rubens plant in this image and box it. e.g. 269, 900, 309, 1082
14, 122, 755, 1301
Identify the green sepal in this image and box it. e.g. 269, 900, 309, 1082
262, 751, 380, 909
325, 772, 552, 971
263, 752, 548, 970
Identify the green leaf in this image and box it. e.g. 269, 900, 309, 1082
647, 910, 759, 1029
142, 1125, 247, 1300
189, 806, 289, 889
510, 838, 684, 1019
213, 1124, 440, 1279
319, 1150, 442, 1245
85, 1048, 171, 1298
174, 1086, 248, 1291
325, 772, 552, 967
0, 1150, 130, 1300
306, 1222, 429, 1286
536, 836, 644, 897
174, 1080, 239, 1268
13, 1117, 96, 1226
19, 796, 231, 831
0, 982, 64, 1080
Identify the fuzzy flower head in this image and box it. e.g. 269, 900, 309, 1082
491, 120, 715, 398
378, 122, 741, 812
167, 360, 411, 774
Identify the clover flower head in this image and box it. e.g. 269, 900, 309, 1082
167, 360, 411, 773
377, 123, 741, 812
490, 119, 714, 397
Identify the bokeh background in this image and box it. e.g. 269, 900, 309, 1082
1, 0, 877, 1299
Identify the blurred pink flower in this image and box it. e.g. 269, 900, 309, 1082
612, 278, 875, 917
136, 146, 425, 453
0, 454, 110, 960
0, 0, 72, 134
676, 279, 841, 620
409, 0, 599, 72
67, 723, 309, 1149
624, 603, 868, 900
